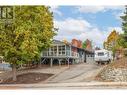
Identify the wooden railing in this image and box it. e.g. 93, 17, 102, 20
42, 50, 79, 58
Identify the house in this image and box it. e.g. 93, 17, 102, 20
41, 40, 94, 67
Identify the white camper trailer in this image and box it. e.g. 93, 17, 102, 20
94, 49, 113, 64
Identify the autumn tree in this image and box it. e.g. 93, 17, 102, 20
0, 6, 55, 81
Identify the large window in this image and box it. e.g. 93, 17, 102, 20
42, 45, 66, 56
58, 45, 65, 55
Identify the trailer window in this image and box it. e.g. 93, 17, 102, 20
98, 52, 104, 56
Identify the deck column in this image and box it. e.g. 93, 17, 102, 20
65, 45, 66, 56
50, 58, 53, 67
72, 59, 74, 64
58, 59, 61, 66
57, 45, 58, 56
70, 45, 72, 57
67, 58, 70, 68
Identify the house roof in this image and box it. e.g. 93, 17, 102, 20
52, 40, 65, 44
53, 40, 94, 53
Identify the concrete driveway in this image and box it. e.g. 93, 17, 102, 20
46, 63, 103, 83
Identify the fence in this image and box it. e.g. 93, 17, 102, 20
0, 63, 12, 71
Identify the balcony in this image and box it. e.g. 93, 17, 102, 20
41, 50, 79, 58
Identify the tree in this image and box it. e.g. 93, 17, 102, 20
117, 34, 127, 48
82, 41, 87, 48
0, 6, 55, 81
121, 6, 127, 35
120, 6, 127, 48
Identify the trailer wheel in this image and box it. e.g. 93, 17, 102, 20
107, 61, 109, 64
108, 59, 111, 64
107, 59, 111, 64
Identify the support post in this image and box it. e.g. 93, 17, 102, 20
41, 58, 46, 64
58, 59, 61, 66
67, 58, 70, 68
70, 45, 72, 57
50, 58, 53, 67
65, 45, 66, 56
72, 59, 74, 64
57, 45, 58, 56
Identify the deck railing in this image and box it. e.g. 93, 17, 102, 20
42, 50, 79, 58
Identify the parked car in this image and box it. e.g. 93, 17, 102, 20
94, 49, 113, 64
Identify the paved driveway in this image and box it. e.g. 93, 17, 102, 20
47, 63, 103, 83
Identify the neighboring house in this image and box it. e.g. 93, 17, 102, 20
41, 40, 94, 67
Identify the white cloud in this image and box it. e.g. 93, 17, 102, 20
50, 6, 59, 10
54, 18, 91, 35
113, 10, 125, 21
54, 18, 124, 48
77, 6, 125, 24
54, 18, 106, 48
77, 6, 124, 13
107, 27, 123, 34
50, 6, 62, 16
77, 6, 106, 13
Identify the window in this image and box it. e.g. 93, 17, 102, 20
51, 47, 54, 51
62, 46, 65, 50
62, 51, 65, 55
59, 51, 62, 55
54, 46, 57, 51
58, 45, 65, 55
59, 46, 62, 51
98, 52, 104, 56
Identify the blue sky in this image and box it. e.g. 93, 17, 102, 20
51, 6, 125, 48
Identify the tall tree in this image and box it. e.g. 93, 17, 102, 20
120, 6, 127, 48
0, 6, 55, 81
121, 6, 127, 35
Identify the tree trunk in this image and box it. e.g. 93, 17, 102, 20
38, 59, 42, 68
12, 64, 17, 81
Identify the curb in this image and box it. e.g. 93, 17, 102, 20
2, 82, 127, 89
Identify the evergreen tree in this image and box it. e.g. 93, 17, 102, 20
119, 6, 127, 48
121, 6, 127, 35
